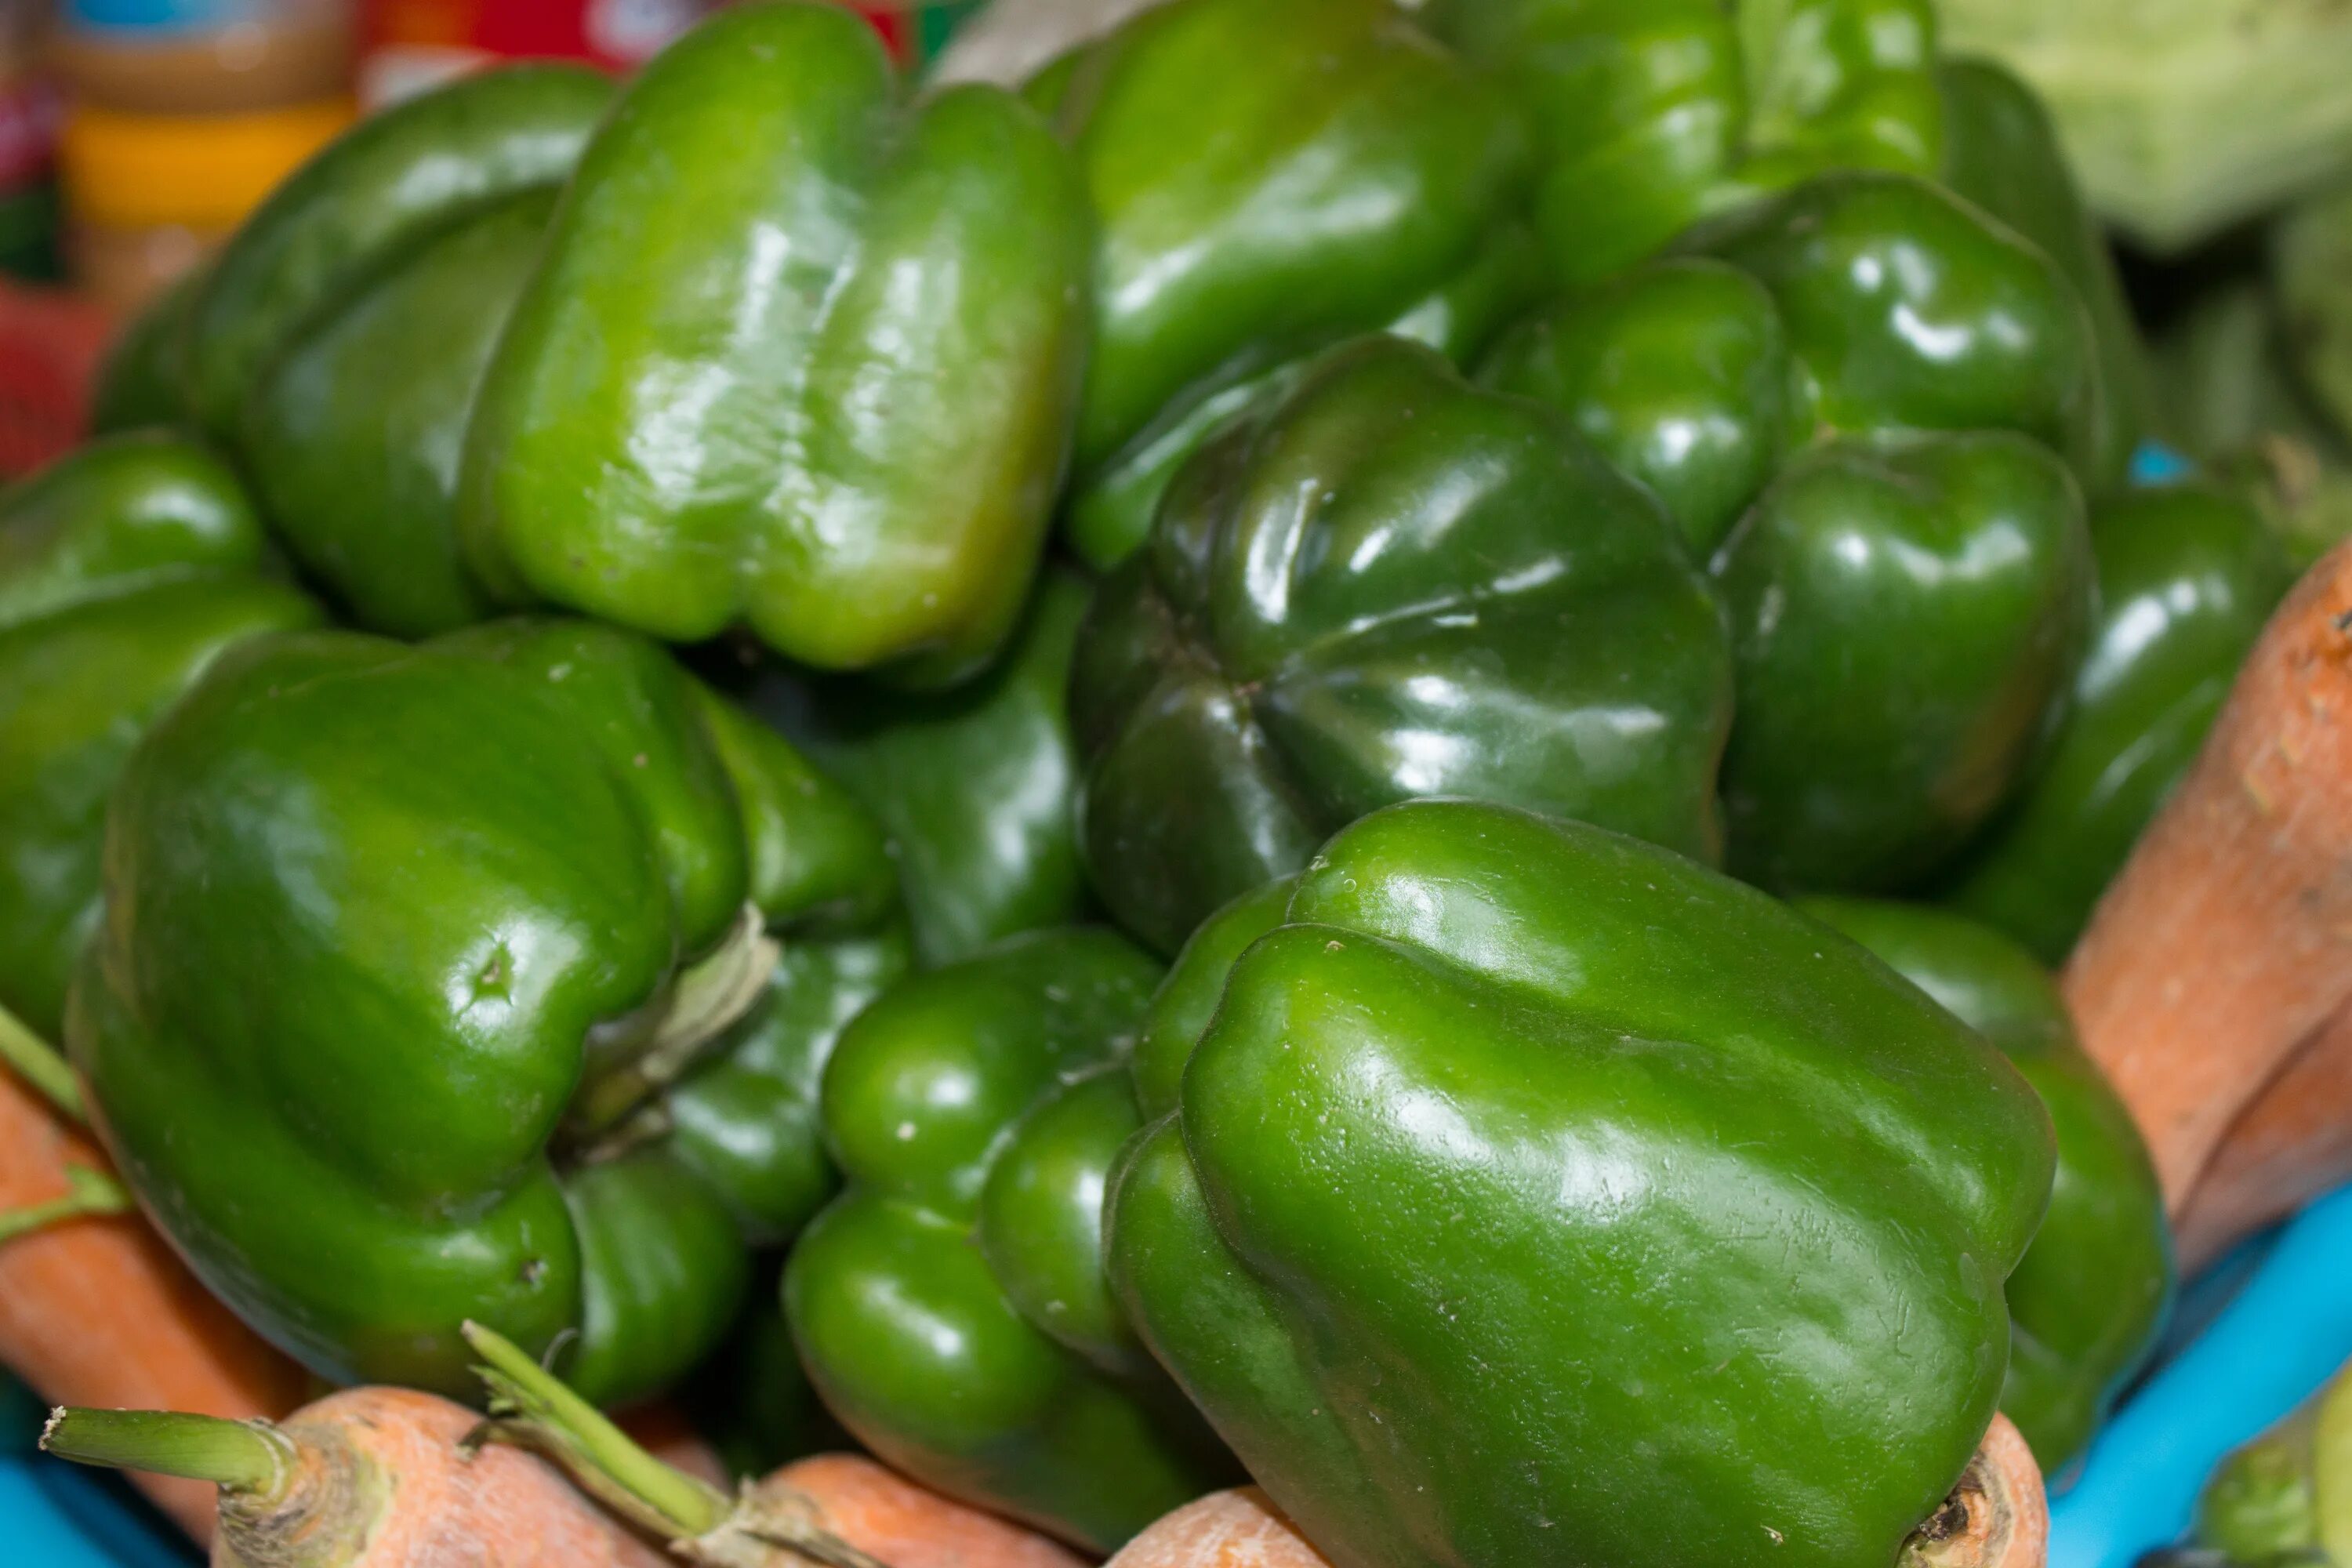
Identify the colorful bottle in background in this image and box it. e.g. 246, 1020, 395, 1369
53, 0, 354, 312
0, 6, 61, 281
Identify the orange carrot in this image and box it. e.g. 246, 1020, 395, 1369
2063, 536, 2352, 1229
748, 1454, 1086, 1568
1102, 1418, 2045, 1568
42, 1387, 672, 1568
463, 1322, 1083, 1568
2176, 996, 2352, 1271
0, 1057, 308, 1540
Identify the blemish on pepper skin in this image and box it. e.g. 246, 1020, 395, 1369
520, 1257, 546, 1287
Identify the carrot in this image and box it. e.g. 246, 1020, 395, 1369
2063, 535, 2352, 1229
1102, 1418, 2043, 1568
1102, 1489, 1334, 1568
619, 1400, 728, 1490
2175, 996, 2352, 1271
0, 1040, 308, 1540
462, 1322, 1085, 1568
42, 1387, 673, 1568
752, 1454, 1086, 1568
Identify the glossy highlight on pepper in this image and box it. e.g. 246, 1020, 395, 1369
71, 617, 902, 1406
1105, 797, 2056, 1568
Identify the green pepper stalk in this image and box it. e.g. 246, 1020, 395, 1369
463, 1321, 891, 1568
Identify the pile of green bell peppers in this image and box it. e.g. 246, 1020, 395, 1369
0, 1, 2264, 1563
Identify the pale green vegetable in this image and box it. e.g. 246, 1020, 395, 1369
1940, 0, 2352, 249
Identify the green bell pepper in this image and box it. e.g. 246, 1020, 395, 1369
1798, 896, 2172, 1471
745, 567, 1094, 967
72, 616, 903, 1405
0, 434, 321, 1041
1484, 171, 2098, 892
459, 2, 1091, 684
183, 63, 613, 445
1040, 0, 1534, 570
2190, 1357, 2352, 1566
1427, 0, 1944, 290
1937, 58, 2150, 494
1105, 797, 2055, 1568
241, 190, 554, 636
782, 927, 1237, 1552
89, 270, 203, 437
1070, 332, 1731, 955
1941, 485, 2292, 961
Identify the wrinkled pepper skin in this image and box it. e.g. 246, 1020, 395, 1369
1936, 58, 2148, 495
784, 928, 1236, 1552
746, 568, 1094, 967
1486, 172, 2098, 893
461, 3, 1091, 684
1941, 485, 2291, 961
0, 437, 321, 1040
1798, 896, 2172, 1472
1428, 0, 1942, 290
71, 617, 902, 1406
183, 64, 612, 442
1105, 798, 2056, 1568
1040, 0, 1532, 569
1070, 333, 1732, 955
241, 190, 554, 636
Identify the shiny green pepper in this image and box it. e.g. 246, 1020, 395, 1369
459, 2, 1091, 684
1070, 332, 1732, 954
742, 568, 1094, 967
1936, 58, 2149, 494
73, 617, 903, 1405
1105, 797, 2055, 1568
0, 435, 321, 1041
1039, 0, 1534, 570
183, 64, 613, 445
1485, 172, 2098, 892
89, 270, 203, 437
1798, 896, 2172, 1471
1427, 0, 1943, 289
242, 189, 555, 636
1941, 485, 2292, 961
782, 928, 1236, 1552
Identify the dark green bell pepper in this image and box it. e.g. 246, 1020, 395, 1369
782, 927, 1236, 1552
459, 2, 1091, 684
183, 63, 613, 444
1798, 896, 2172, 1471
1485, 172, 2098, 892
72, 616, 902, 1405
1070, 332, 1731, 954
1940, 485, 2292, 961
89, 270, 203, 437
153, 66, 608, 633
1105, 797, 2055, 1568
0, 434, 321, 1042
241, 189, 554, 636
1428, 0, 1943, 290
745, 567, 1094, 967
1936, 58, 2149, 495
1039, 0, 1534, 570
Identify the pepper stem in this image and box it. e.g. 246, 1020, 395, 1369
42, 1407, 292, 1497
461, 1320, 729, 1540
570, 904, 779, 1140
0, 1163, 132, 1244
0, 998, 84, 1123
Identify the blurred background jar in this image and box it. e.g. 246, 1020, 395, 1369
51, 0, 354, 313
